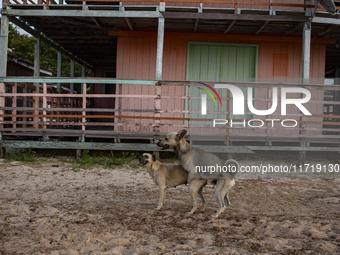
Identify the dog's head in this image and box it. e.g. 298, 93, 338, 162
138, 153, 156, 165
157, 129, 187, 150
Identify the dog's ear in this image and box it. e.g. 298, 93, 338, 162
177, 129, 187, 140
152, 154, 156, 161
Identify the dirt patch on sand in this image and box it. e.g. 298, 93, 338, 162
0, 157, 340, 254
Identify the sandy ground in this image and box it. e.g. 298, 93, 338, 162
0, 155, 340, 255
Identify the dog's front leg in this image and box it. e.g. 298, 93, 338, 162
157, 185, 166, 210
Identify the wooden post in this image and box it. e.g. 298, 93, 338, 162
43, 83, 47, 130
57, 51, 62, 94
299, 149, 306, 165
0, 83, 5, 130
226, 87, 231, 159
77, 83, 86, 158
0, 133, 5, 159
0, 14, 9, 78
0, 15, 5, 156
300, 22, 311, 163
82, 83, 86, 131
33, 90, 39, 129
57, 51, 62, 125
117, 83, 122, 139
154, 83, 161, 159
70, 59, 75, 125
154, 1, 164, 150
12, 82, 17, 133
33, 35, 41, 129
302, 22, 311, 84
23, 83, 27, 128
155, 4, 165, 80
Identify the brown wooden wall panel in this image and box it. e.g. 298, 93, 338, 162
116, 37, 186, 132
116, 33, 327, 134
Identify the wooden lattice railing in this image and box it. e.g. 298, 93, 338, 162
0, 79, 340, 146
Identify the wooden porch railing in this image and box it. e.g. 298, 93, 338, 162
3, 0, 338, 13
0, 79, 340, 149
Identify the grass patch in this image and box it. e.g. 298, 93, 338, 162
78, 150, 106, 167
104, 151, 137, 168
9, 148, 36, 162
73, 150, 137, 170
158, 151, 178, 163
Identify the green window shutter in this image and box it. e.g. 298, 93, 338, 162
186, 42, 258, 124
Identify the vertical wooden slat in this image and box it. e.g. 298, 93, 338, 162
82, 83, 86, 132
77, 83, 86, 159
56, 97, 60, 128
117, 84, 122, 138
43, 83, 47, 130
12, 82, 17, 133
33, 89, 39, 129
23, 83, 27, 128
0, 83, 5, 130
57, 51, 62, 93
154, 83, 161, 159
0, 82, 4, 159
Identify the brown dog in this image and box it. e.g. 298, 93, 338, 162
157, 130, 240, 217
139, 153, 206, 211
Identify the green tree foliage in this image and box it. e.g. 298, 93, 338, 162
8, 24, 90, 93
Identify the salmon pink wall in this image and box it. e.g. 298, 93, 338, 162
116, 33, 327, 134
116, 36, 187, 132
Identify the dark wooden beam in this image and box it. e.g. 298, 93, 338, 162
56, 39, 116, 43
56, 17, 108, 30
224, 20, 236, 34
316, 25, 338, 37
50, 35, 112, 39
284, 22, 303, 36
255, 20, 269, 35
125, 17, 134, 31
91, 17, 101, 27
194, 18, 199, 32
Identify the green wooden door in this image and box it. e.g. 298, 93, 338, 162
186, 42, 258, 124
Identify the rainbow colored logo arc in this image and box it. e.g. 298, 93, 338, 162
198, 82, 222, 106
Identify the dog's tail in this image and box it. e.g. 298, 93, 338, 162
224, 159, 240, 179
